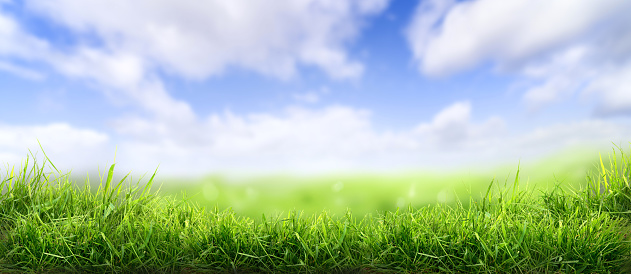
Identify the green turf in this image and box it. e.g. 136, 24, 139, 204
0, 145, 629, 273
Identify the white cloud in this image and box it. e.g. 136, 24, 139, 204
0, 60, 45, 80
1, 102, 627, 178
415, 101, 505, 149
110, 105, 419, 176
583, 63, 631, 116
407, 0, 627, 76
2, 0, 629, 177
0, 11, 194, 123
0, 0, 395, 171
406, 0, 631, 115
0, 122, 111, 172
0, 6, 49, 60
51, 48, 144, 91
416, 101, 471, 144
0, 0, 391, 140
520, 45, 594, 107
103, 101, 631, 177
102, 101, 512, 176
405, 0, 457, 76
23, 0, 388, 80
43, 47, 196, 123
513, 119, 631, 155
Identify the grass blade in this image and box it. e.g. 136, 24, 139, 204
103, 164, 115, 204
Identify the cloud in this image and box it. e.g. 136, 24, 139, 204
39, 46, 195, 123
51, 48, 145, 91
520, 45, 594, 107
0, 60, 45, 80
415, 101, 505, 149
406, 0, 631, 115
23, 0, 389, 81
2, 0, 629, 177
105, 101, 631, 177
1, 101, 627, 177
0, 0, 391, 134
0, 6, 50, 59
405, 0, 457, 76
103, 101, 512, 176
110, 105, 418, 176
514, 119, 631, 155
584, 63, 631, 116
0, 122, 111, 172
0, 3, 200, 123
406, 0, 627, 76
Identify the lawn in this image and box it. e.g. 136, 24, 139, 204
0, 145, 629, 273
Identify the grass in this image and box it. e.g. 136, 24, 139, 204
147, 146, 601, 220
148, 154, 596, 220
0, 145, 629, 273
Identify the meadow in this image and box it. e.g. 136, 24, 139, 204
156, 146, 599, 220
0, 145, 629, 273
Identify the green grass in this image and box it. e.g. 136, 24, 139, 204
154, 146, 601, 220
0, 145, 630, 273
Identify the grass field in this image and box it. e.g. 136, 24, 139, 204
0, 145, 630, 273
155, 146, 602, 220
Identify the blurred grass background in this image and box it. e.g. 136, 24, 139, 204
146, 146, 609, 220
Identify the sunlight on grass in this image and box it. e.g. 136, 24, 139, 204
156, 147, 602, 220
0, 145, 629, 272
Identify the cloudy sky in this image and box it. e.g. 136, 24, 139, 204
1, 0, 631, 178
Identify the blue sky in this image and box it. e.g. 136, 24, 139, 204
1, 0, 631, 178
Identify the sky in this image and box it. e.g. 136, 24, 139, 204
1, 0, 631, 178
